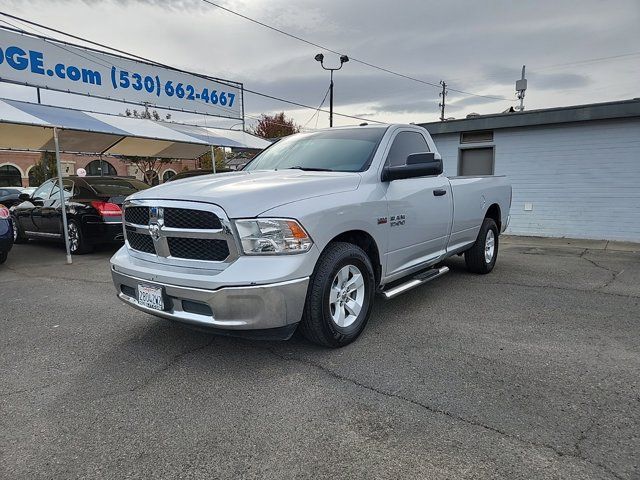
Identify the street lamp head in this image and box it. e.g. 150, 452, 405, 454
314, 53, 324, 63
340, 55, 349, 64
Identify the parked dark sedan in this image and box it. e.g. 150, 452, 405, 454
11, 176, 151, 254
0, 203, 13, 264
0, 187, 25, 208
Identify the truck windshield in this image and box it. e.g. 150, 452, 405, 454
244, 127, 388, 172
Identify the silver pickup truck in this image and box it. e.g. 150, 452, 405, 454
111, 124, 511, 347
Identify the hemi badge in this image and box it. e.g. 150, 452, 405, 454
377, 217, 388, 225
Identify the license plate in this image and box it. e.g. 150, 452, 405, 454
137, 284, 164, 311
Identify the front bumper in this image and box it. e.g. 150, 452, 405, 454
112, 268, 309, 331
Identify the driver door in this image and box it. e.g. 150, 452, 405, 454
17, 180, 54, 234
383, 131, 452, 278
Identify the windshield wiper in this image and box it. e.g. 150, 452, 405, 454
285, 166, 334, 172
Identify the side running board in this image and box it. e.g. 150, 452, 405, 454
381, 266, 450, 300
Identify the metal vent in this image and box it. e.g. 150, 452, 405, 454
124, 206, 149, 225
167, 237, 229, 261
127, 231, 155, 254
164, 208, 222, 229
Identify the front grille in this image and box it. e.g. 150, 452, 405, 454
167, 237, 229, 261
164, 208, 221, 229
127, 231, 155, 254
124, 207, 149, 225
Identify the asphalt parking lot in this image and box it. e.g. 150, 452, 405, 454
1, 237, 639, 479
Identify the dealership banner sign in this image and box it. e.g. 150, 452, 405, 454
0, 27, 243, 119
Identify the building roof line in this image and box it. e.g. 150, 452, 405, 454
419, 98, 640, 134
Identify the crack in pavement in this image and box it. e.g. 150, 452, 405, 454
579, 250, 626, 290
1, 339, 216, 402
97, 338, 217, 400
263, 347, 626, 480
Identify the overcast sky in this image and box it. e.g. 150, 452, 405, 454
0, 0, 638, 129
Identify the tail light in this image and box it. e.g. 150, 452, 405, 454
91, 201, 122, 217
0, 204, 9, 219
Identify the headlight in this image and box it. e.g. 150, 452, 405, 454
234, 218, 313, 255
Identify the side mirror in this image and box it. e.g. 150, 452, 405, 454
382, 152, 443, 181
18, 193, 31, 201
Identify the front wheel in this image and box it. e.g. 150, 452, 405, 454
464, 218, 499, 274
300, 242, 376, 348
0, 251, 6, 264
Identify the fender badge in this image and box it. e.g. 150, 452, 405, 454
377, 217, 388, 225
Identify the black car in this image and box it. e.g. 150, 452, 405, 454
0, 187, 25, 208
11, 176, 151, 254
0, 204, 13, 264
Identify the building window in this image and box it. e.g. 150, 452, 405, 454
460, 130, 493, 143
162, 170, 176, 183
85, 159, 117, 176
27, 167, 38, 187
458, 147, 494, 176
0, 164, 22, 187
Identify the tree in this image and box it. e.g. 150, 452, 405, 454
250, 112, 300, 139
121, 107, 173, 184
198, 147, 227, 172
29, 151, 57, 186
122, 155, 172, 185
125, 107, 171, 121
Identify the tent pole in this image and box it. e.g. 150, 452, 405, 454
211, 145, 216, 174
53, 127, 72, 265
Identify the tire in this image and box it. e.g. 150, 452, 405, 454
464, 218, 499, 274
12, 216, 28, 244
300, 242, 376, 348
0, 251, 6, 264
67, 220, 92, 255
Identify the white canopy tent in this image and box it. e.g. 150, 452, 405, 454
0, 98, 269, 156
0, 98, 270, 263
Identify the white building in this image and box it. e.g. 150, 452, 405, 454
420, 99, 640, 242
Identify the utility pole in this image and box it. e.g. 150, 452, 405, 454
329, 70, 334, 128
439, 80, 448, 121
516, 65, 527, 111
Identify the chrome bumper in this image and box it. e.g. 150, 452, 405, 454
112, 269, 309, 330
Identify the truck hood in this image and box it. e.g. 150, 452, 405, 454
129, 170, 361, 218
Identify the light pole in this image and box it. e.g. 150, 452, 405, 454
314, 53, 349, 127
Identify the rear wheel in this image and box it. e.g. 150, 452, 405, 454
12, 216, 28, 244
464, 218, 499, 274
0, 251, 6, 264
67, 220, 92, 255
300, 242, 375, 348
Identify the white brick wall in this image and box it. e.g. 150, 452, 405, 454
432, 118, 640, 242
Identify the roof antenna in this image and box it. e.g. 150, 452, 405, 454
516, 65, 527, 111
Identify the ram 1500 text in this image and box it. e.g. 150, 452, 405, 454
111, 124, 511, 347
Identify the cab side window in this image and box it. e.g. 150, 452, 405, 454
386, 132, 430, 167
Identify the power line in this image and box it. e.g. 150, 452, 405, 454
0, 11, 384, 125
199, 0, 512, 102
303, 86, 330, 128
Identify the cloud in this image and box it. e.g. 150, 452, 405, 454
1, 0, 637, 125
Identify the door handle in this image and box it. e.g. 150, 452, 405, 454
433, 189, 447, 196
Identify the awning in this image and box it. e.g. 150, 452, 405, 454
0, 98, 269, 158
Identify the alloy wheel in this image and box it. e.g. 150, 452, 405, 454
485, 229, 495, 264
328, 264, 366, 328
68, 223, 80, 253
